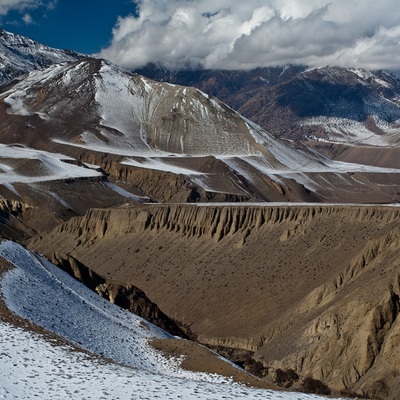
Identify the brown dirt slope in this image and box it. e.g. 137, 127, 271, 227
0, 250, 274, 391
151, 338, 274, 389
27, 203, 400, 398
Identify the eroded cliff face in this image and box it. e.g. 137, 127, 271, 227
74, 150, 316, 204
0, 198, 57, 240
49, 252, 186, 338
76, 153, 254, 203
27, 204, 400, 397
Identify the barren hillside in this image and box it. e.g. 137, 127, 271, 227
28, 203, 400, 399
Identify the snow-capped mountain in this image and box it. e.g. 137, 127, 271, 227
0, 57, 310, 159
0, 29, 83, 86
1, 58, 400, 208
250, 66, 400, 145
138, 65, 400, 167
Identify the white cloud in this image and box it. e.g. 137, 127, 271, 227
99, 0, 400, 71
22, 12, 33, 24
0, 0, 53, 16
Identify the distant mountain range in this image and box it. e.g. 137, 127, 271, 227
2, 27, 400, 169
2, 56, 400, 211
137, 64, 400, 168
0, 29, 399, 216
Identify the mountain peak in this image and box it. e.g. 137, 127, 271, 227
0, 29, 84, 86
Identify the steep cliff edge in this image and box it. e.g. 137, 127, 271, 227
27, 203, 400, 397
70, 150, 316, 204
49, 252, 186, 338
0, 198, 60, 240
74, 151, 257, 203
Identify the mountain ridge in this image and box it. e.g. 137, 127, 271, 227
136, 64, 400, 168
2, 57, 400, 208
0, 29, 83, 86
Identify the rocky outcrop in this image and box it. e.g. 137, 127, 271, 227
43, 203, 400, 244
0, 198, 38, 240
49, 252, 187, 338
0, 198, 32, 213
27, 203, 400, 398
256, 227, 400, 398
264, 283, 400, 389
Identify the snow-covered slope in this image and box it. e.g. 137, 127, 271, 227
4, 58, 399, 168
139, 65, 400, 149
0, 29, 83, 86
0, 143, 150, 238
1, 58, 400, 204
0, 240, 196, 376
248, 66, 400, 152
0, 144, 102, 185
1, 58, 291, 158
0, 240, 342, 400
293, 67, 400, 147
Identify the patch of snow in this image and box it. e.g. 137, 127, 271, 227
140, 75, 154, 93
303, 116, 400, 148
277, 172, 321, 191
3, 91, 31, 116
105, 182, 147, 202
46, 190, 73, 209
350, 68, 374, 81
52, 138, 167, 157
92, 63, 158, 154
0, 320, 343, 400
374, 78, 392, 88
218, 146, 400, 176
0, 240, 343, 399
243, 120, 328, 171
1, 183, 20, 196
0, 144, 102, 184
122, 157, 206, 175
190, 176, 227, 194
0, 144, 73, 161
36, 111, 50, 121
82, 162, 100, 169
220, 156, 322, 191
0, 163, 13, 172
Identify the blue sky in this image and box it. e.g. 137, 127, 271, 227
0, 0, 137, 54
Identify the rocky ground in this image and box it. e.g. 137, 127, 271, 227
26, 203, 400, 399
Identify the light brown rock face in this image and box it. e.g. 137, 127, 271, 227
48, 252, 187, 338
0, 198, 56, 239
27, 204, 400, 398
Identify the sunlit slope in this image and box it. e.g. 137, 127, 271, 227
1, 59, 400, 203
27, 203, 400, 398
0, 240, 343, 399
